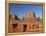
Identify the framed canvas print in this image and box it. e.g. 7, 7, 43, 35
5, 1, 45, 36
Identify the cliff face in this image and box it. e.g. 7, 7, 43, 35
8, 12, 43, 33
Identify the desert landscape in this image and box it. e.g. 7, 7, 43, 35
8, 12, 43, 33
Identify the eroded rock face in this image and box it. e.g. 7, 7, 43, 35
24, 12, 36, 19
8, 13, 43, 33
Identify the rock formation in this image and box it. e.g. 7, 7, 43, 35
8, 12, 43, 33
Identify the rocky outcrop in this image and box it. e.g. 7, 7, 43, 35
8, 12, 43, 33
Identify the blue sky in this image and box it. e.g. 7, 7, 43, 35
9, 4, 42, 18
